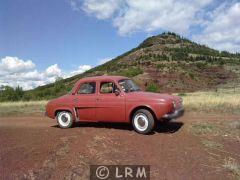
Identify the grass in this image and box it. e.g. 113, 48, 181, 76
223, 157, 240, 178
229, 120, 240, 129
201, 139, 224, 149
189, 122, 220, 136
0, 101, 47, 116
1, 87, 240, 116
181, 89, 240, 114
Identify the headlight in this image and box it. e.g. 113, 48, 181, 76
179, 97, 183, 106
172, 101, 176, 109
179, 97, 183, 103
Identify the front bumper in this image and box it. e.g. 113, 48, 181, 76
162, 107, 185, 120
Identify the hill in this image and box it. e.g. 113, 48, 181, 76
20, 32, 240, 100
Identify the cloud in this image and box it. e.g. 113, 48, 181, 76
82, 0, 123, 19
45, 64, 62, 77
0, 56, 92, 90
0, 56, 35, 76
78, 0, 240, 52
69, 65, 92, 76
68, 0, 81, 11
193, 2, 240, 52
98, 57, 112, 65
81, 0, 213, 35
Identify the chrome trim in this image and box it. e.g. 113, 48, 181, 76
162, 107, 185, 120
73, 108, 79, 121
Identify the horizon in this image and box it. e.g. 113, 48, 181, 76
1, 0, 240, 90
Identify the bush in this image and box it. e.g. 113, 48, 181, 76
116, 67, 143, 77
0, 86, 24, 102
146, 83, 160, 93
178, 93, 187, 96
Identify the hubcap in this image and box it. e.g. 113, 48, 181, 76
134, 113, 149, 131
58, 112, 71, 127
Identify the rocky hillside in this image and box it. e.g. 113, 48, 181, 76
26, 32, 240, 100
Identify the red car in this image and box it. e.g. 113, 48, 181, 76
45, 76, 184, 134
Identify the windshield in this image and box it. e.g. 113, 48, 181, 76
118, 79, 141, 93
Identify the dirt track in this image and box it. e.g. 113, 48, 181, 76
0, 113, 239, 180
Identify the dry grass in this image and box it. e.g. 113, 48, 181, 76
223, 157, 240, 178
0, 88, 240, 116
0, 101, 48, 116
201, 139, 224, 149
229, 120, 240, 129
182, 90, 240, 114
189, 122, 220, 136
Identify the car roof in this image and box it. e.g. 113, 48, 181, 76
79, 75, 128, 82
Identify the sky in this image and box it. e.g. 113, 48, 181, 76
0, 0, 240, 90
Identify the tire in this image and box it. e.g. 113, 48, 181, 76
132, 109, 155, 134
56, 111, 74, 129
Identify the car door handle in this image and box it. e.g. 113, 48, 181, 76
96, 98, 101, 101
73, 98, 79, 102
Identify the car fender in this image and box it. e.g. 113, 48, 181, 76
53, 106, 77, 121
127, 102, 172, 122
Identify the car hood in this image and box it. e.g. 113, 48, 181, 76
126, 91, 180, 102
48, 94, 71, 104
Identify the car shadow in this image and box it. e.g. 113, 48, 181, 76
155, 121, 184, 134
51, 121, 184, 134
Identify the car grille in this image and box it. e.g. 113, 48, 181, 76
173, 98, 183, 109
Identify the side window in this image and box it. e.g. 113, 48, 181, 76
100, 82, 116, 94
77, 82, 96, 94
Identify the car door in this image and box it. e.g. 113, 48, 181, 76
74, 81, 96, 121
96, 81, 125, 122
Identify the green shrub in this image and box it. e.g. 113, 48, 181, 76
0, 86, 24, 102
116, 67, 143, 77
178, 93, 187, 96
146, 83, 160, 93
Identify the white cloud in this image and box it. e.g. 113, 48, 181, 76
79, 0, 240, 52
0, 56, 92, 90
81, 0, 213, 35
68, 0, 81, 11
193, 2, 240, 52
98, 57, 112, 65
45, 64, 62, 77
82, 0, 123, 19
0, 56, 35, 75
69, 65, 92, 76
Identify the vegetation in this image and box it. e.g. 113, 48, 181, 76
0, 77, 70, 102
1, 32, 240, 101
201, 139, 224, 149
0, 101, 47, 116
0, 86, 24, 101
223, 157, 240, 178
146, 83, 160, 92
182, 89, 240, 114
113, 67, 143, 77
2, 87, 240, 116
189, 122, 220, 136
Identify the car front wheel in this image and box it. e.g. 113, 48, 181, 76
132, 109, 155, 134
57, 111, 74, 129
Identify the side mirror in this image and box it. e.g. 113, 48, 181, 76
114, 88, 120, 96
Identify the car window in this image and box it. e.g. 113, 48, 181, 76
77, 82, 96, 94
100, 82, 116, 93
118, 79, 141, 93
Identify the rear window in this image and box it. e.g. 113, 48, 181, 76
77, 82, 96, 94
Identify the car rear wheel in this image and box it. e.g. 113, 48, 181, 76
132, 109, 155, 134
57, 111, 73, 129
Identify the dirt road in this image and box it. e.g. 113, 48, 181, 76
0, 113, 239, 180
